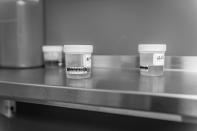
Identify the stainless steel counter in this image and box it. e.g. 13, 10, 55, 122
0, 55, 197, 123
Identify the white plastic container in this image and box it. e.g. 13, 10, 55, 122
64, 45, 93, 79
42, 45, 63, 68
138, 44, 166, 76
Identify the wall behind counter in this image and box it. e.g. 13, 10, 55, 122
45, 0, 197, 56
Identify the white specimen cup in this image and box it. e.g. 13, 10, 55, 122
42, 45, 63, 68
64, 45, 93, 79
138, 44, 166, 76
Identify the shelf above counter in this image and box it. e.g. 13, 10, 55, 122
0, 55, 197, 123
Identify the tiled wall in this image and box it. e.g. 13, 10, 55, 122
45, 0, 197, 55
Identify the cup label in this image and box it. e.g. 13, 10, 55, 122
153, 54, 165, 66
67, 67, 89, 74
83, 54, 91, 67
140, 66, 149, 72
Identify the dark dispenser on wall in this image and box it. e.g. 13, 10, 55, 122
0, 0, 43, 68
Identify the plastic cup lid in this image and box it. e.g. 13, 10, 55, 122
64, 45, 93, 53
138, 44, 166, 52
42, 45, 63, 52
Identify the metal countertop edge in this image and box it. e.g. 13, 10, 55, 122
0, 80, 195, 122
0, 80, 197, 101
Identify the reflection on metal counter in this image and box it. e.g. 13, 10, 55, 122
139, 75, 165, 93
44, 68, 64, 86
